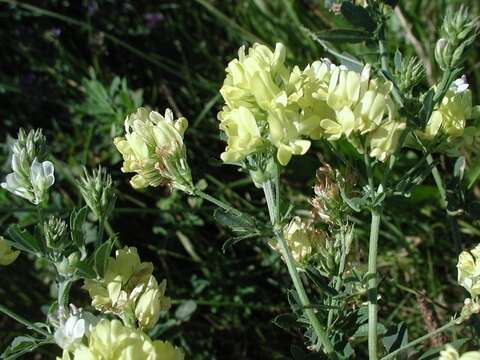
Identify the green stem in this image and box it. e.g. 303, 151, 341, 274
368, 210, 382, 360
0, 303, 50, 337
380, 320, 456, 360
195, 189, 244, 218
262, 180, 335, 356
426, 154, 461, 251
426, 155, 447, 209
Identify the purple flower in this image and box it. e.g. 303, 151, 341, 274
51, 27, 62, 37
144, 12, 164, 29
87, 0, 98, 17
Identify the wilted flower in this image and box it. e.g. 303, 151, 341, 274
76, 166, 117, 221
218, 43, 311, 166
54, 305, 98, 350
1, 129, 54, 204
0, 236, 19, 266
72, 319, 184, 360
135, 277, 171, 330
423, 76, 473, 140
439, 344, 480, 360
457, 244, 480, 298
114, 107, 194, 193
311, 164, 345, 223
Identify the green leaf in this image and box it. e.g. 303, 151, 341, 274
454, 156, 466, 180
341, 2, 376, 32
312, 29, 372, 44
1, 336, 49, 360
352, 322, 387, 340
419, 89, 435, 128
70, 206, 87, 250
94, 237, 114, 277
7, 225, 42, 255
305, 266, 338, 296
273, 313, 298, 331
383, 322, 408, 360
75, 259, 96, 279
394, 49, 402, 72
418, 338, 470, 360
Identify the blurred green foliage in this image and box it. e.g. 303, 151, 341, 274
0, 0, 480, 359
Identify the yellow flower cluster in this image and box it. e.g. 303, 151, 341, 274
59, 319, 183, 360
218, 43, 310, 166
457, 244, 480, 298
218, 43, 406, 166
114, 108, 194, 193
83, 247, 171, 330
0, 236, 19, 266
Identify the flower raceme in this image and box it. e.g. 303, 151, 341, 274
218, 42, 311, 166
113, 107, 194, 193
83, 247, 171, 330
218, 43, 406, 167
64, 319, 183, 360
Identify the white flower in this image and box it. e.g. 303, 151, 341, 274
451, 75, 469, 94
1, 158, 54, 204
54, 305, 98, 350
439, 344, 480, 360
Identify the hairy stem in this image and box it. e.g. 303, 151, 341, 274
263, 180, 334, 356
380, 320, 456, 360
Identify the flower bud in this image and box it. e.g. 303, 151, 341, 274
114, 108, 194, 194
0, 236, 19, 266
435, 7, 479, 70
76, 166, 117, 221
44, 217, 68, 250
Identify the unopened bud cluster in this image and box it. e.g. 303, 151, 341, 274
76, 166, 116, 221
435, 7, 479, 70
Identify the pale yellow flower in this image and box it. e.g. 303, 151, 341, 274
83, 247, 170, 327
369, 119, 406, 161
0, 236, 19, 266
424, 76, 473, 140
72, 319, 183, 360
135, 277, 171, 331
457, 244, 480, 298
114, 107, 193, 193
218, 106, 264, 163
318, 62, 397, 141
